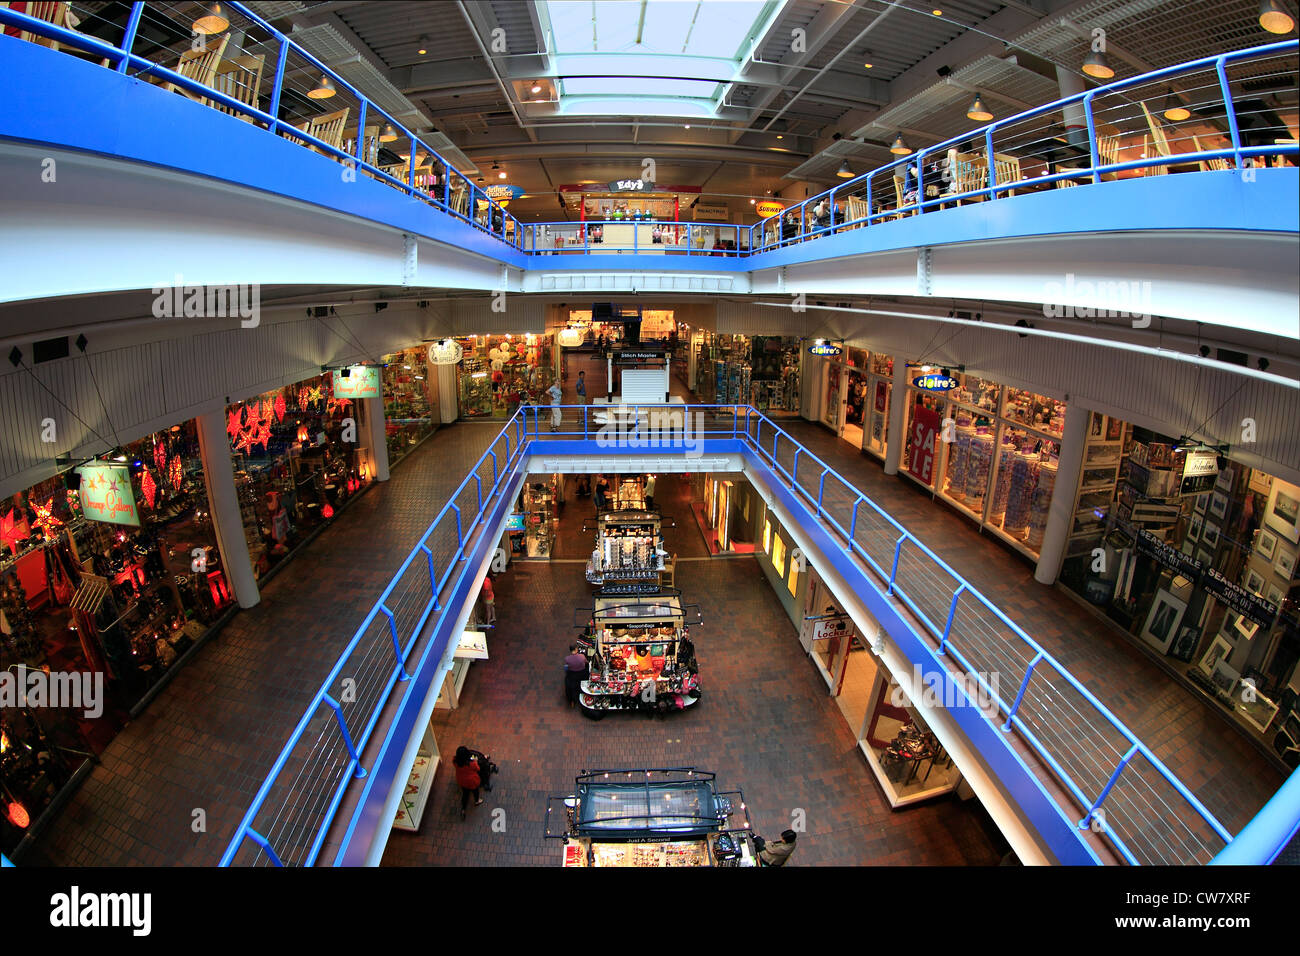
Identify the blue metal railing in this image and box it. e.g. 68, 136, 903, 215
3, 6, 1294, 262
1210, 768, 1300, 865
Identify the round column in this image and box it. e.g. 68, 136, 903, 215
361, 396, 390, 482
883, 357, 909, 476
1034, 399, 1089, 585
195, 408, 259, 609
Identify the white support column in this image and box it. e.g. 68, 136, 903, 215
437, 364, 457, 423
361, 396, 390, 482
1056, 65, 1088, 152
195, 409, 259, 609
883, 359, 909, 476
1034, 399, 1090, 585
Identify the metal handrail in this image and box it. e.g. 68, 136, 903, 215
4, 8, 1293, 262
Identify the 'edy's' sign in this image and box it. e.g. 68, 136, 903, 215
76, 462, 140, 527
332, 365, 381, 400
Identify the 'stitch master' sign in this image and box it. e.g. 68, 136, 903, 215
332, 365, 381, 399
76, 462, 140, 527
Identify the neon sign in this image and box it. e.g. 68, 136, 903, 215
912, 374, 959, 391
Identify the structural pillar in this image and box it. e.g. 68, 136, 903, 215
883, 358, 909, 476
359, 396, 390, 482
1034, 399, 1090, 585
1056, 65, 1088, 152
195, 408, 259, 609
437, 363, 457, 423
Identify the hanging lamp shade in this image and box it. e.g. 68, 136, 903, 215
1161, 92, 1191, 122
966, 94, 993, 122
192, 2, 229, 35
836, 161, 854, 178
308, 75, 337, 99
1081, 49, 1115, 79
379, 123, 398, 142
1259, 0, 1296, 34
890, 134, 910, 155
417, 35, 430, 55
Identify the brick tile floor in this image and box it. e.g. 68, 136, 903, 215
381, 558, 1003, 867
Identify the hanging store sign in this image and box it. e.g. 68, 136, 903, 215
755, 200, 786, 218
75, 462, 140, 528
807, 343, 842, 357
1202, 567, 1278, 627
428, 339, 464, 366
692, 201, 730, 222
912, 373, 959, 392
332, 365, 381, 400
1180, 448, 1220, 496
484, 184, 524, 204
557, 327, 585, 348
609, 179, 654, 192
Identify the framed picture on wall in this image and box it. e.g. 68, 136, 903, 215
1106, 416, 1124, 442
1199, 635, 1234, 676
1245, 568, 1266, 595
1214, 466, 1235, 493
1249, 470, 1273, 496
1265, 481, 1300, 544
1266, 583, 1285, 607
1170, 622, 1202, 663
1232, 613, 1260, 642
1189, 513, 1203, 541
1196, 549, 1215, 570
1211, 660, 1241, 696
1209, 493, 1229, 521
1194, 493, 1209, 515
1202, 523, 1220, 550
1275, 547, 1297, 581
1256, 529, 1279, 561
1140, 589, 1187, 654
1090, 411, 1105, 439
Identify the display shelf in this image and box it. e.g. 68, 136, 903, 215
392, 751, 438, 832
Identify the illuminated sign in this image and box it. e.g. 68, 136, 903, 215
76, 462, 140, 527
1180, 448, 1219, 496
609, 179, 653, 192
332, 365, 381, 399
484, 184, 524, 206
755, 200, 786, 218
428, 339, 464, 366
912, 374, 959, 391
557, 327, 584, 348
808, 344, 842, 357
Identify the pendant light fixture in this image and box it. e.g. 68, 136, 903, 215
836, 161, 854, 178
1161, 91, 1191, 122
417, 35, 429, 55
1081, 49, 1115, 79
966, 94, 993, 122
379, 123, 398, 142
192, 2, 228, 35
1259, 0, 1295, 34
890, 134, 910, 155
308, 75, 336, 99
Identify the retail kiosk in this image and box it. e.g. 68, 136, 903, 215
545, 768, 756, 867
574, 593, 701, 717
585, 509, 665, 586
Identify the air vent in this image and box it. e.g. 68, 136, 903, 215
1216, 348, 1248, 367
32, 336, 70, 364
312, 306, 330, 318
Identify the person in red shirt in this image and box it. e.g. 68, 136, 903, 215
453, 746, 484, 820
481, 574, 495, 625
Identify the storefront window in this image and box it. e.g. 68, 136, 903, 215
982, 425, 1058, 554
229, 374, 372, 580
382, 347, 439, 466
950, 373, 1001, 415
1002, 387, 1066, 439
456, 334, 553, 419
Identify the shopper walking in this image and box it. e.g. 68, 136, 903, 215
643, 473, 656, 512
755, 829, 798, 866
548, 380, 563, 431
593, 474, 609, 512
481, 573, 495, 626
576, 369, 587, 405
453, 746, 484, 820
564, 644, 588, 707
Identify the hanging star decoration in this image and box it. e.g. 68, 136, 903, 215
274, 393, 287, 423
31, 497, 63, 537
298, 388, 310, 412
226, 407, 244, 441
261, 398, 275, 425
140, 468, 157, 509
169, 455, 183, 491
231, 400, 273, 455
307, 385, 324, 405
154, 437, 169, 473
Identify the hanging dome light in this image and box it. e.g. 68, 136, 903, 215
417, 35, 429, 55
1161, 92, 1191, 122
1259, 0, 1296, 33
308, 75, 337, 99
192, 2, 228, 35
966, 94, 993, 122
836, 161, 854, 178
1081, 49, 1115, 80
890, 134, 910, 155
379, 123, 398, 142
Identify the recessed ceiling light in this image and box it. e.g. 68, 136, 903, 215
932, 8, 943, 15
531, 84, 542, 94
499, 171, 507, 179
863, 61, 873, 69
776, 134, 783, 139
684, 124, 691, 129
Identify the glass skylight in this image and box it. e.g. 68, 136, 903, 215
543, 0, 782, 118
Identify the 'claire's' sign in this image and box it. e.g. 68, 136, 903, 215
912, 373, 959, 391
76, 462, 140, 527
808, 343, 842, 357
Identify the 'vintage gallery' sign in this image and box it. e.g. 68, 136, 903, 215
332, 365, 381, 400
76, 462, 140, 528
1179, 448, 1220, 496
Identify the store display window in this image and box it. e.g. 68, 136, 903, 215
229, 374, 372, 580
983, 425, 1058, 555
950, 373, 1001, 415
456, 334, 554, 419
1001, 387, 1066, 439
862, 673, 964, 807
382, 347, 439, 466
941, 414, 996, 521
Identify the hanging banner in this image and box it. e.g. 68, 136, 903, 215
907, 403, 942, 485
875, 381, 888, 414
1202, 567, 1279, 627
75, 462, 140, 528
1136, 529, 1204, 582
332, 366, 381, 400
